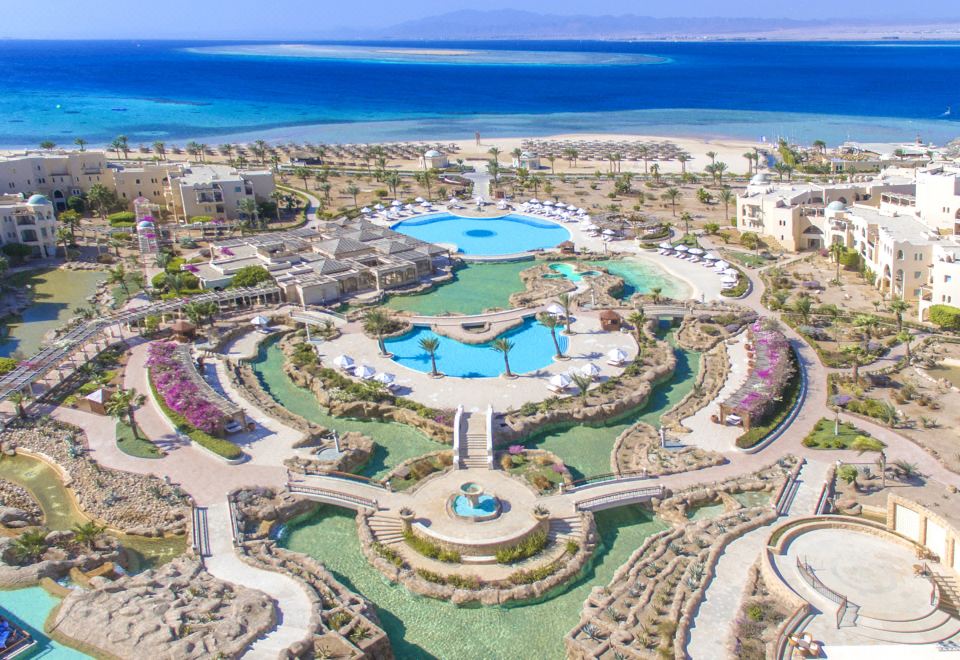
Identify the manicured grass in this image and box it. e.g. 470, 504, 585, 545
725, 251, 769, 268
802, 418, 880, 450
115, 420, 163, 459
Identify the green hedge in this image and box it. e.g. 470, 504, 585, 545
735, 348, 802, 449
108, 211, 136, 227
147, 369, 243, 460
929, 304, 960, 331
495, 530, 548, 564
403, 529, 461, 563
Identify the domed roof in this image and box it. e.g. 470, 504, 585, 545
137, 220, 155, 229
827, 200, 846, 211
423, 149, 442, 158
521, 151, 537, 158
26, 194, 50, 206
749, 173, 769, 185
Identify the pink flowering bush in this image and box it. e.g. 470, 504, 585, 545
147, 342, 225, 434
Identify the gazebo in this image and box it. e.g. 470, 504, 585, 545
599, 310, 623, 332
558, 241, 576, 254
170, 319, 196, 343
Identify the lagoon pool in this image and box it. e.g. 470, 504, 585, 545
385, 317, 567, 379
391, 213, 570, 256
546, 263, 601, 282
0, 586, 89, 659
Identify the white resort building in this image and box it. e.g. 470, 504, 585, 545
739, 162, 960, 318
163, 164, 275, 224
0, 193, 57, 257
192, 221, 449, 305
419, 150, 449, 169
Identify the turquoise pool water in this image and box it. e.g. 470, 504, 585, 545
280, 504, 667, 660
392, 213, 570, 256
385, 317, 567, 379
250, 337, 445, 479
547, 263, 600, 282
452, 493, 498, 518
0, 586, 89, 659
590, 259, 692, 301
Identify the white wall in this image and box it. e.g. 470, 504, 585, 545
895, 504, 921, 541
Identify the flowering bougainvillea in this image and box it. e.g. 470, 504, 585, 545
722, 319, 794, 424
147, 342, 225, 434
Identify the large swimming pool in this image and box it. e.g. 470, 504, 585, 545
385, 317, 567, 378
391, 213, 570, 256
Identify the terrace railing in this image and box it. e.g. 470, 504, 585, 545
288, 483, 379, 511
796, 556, 859, 628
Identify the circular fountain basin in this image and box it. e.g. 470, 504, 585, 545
449, 482, 502, 522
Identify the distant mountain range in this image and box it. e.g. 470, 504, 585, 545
326, 9, 960, 41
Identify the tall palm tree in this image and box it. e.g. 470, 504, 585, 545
713, 162, 728, 185
718, 187, 734, 222
345, 184, 361, 208
152, 141, 166, 160
254, 139, 269, 165
109, 264, 130, 299
843, 345, 868, 383
74, 138, 87, 152
487, 147, 501, 165
418, 337, 440, 377
557, 293, 574, 334
888, 299, 909, 332
650, 286, 663, 304
743, 152, 754, 175
106, 388, 145, 439
829, 242, 845, 281
8, 391, 27, 419
363, 310, 391, 355
680, 211, 692, 237
665, 187, 680, 216
637, 145, 650, 174
57, 226, 73, 261
627, 310, 646, 347
492, 338, 515, 378
571, 373, 593, 401
706, 151, 717, 168
677, 154, 689, 175
293, 166, 312, 191
87, 183, 113, 220
237, 198, 260, 230
385, 171, 402, 198
537, 313, 564, 358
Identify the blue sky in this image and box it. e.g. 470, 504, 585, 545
8, 0, 959, 39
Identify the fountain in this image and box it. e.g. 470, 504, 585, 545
449, 482, 501, 522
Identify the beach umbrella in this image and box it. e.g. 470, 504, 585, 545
354, 364, 376, 380
374, 372, 396, 385
546, 302, 566, 316
580, 363, 602, 378
723, 268, 739, 276
659, 242, 672, 249
421, 201, 432, 207
548, 373, 571, 390
448, 198, 458, 205
703, 253, 720, 260
250, 315, 270, 327
602, 229, 616, 236
674, 244, 689, 252
529, 198, 539, 204
415, 197, 425, 203
374, 203, 385, 211
361, 207, 372, 214
333, 355, 355, 369
566, 204, 578, 211
608, 348, 628, 364
543, 200, 554, 206
688, 247, 704, 255
714, 260, 730, 270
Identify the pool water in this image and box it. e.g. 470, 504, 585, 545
928, 365, 960, 389
280, 504, 667, 660
385, 317, 568, 379
452, 493, 498, 517
250, 337, 445, 479
547, 263, 600, 282
0, 269, 106, 358
687, 503, 726, 520
385, 262, 529, 316
0, 453, 186, 572
524, 330, 699, 480
0, 586, 89, 659
590, 259, 692, 301
392, 213, 570, 256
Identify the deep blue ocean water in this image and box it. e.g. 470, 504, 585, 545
1, 39, 958, 146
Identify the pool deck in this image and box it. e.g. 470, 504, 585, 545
315, 310, 638, 411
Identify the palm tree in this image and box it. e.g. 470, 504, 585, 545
74, 138, 87, 152
650, 163, 661, 184
773, 162, 790, 182
547, 154, 556, 175
680, 211, 692, 237
650, 287, 663, 304
219, 143, 234, 160
571, 373, 593, 400
115, 135, 130, 159
86, 183, 113, 220
888, 299, 909, 332
11, 529, 47, 563
385, 171, 402, 198
345, 184, 361, 208
743, 152, 754, 175
254, 139, 269, 165
637, 145, 650, 174
718, 187, 734, 222
418, 337, 440, 377
843, 345, 868, 383
237, 198, 260, 230
813, 139, 827, 155
9, 391, 27, 419
677, 154, 689, 175
793, 295, 813, 324
829, 242, 845, 282
72, 522, 107, 550
57, 226, 73, 260
293, 166, 312, 191
363, 310, 391, 356
491, 338, 515, 378
706, 151, 717, 167
106, 388, 145, 439
557, 293, 574, 334
665, 187, 680, 216
488, 147, 501, 165
109, 264, 130, 299
537, 313, 564, 358
713, 162, 728, 185
152, 141, 166, 160
854, 314, 881, 341
627, 310, 646, 347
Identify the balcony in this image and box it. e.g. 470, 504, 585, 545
15, 217, 37, 227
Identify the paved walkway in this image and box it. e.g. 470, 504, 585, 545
680, 333, 751, 452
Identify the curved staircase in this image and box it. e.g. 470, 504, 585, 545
367, 512, 405, 547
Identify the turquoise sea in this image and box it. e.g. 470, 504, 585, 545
1, 40, 959, 147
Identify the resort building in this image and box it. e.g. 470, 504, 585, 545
0, 193, 58, 257
163, 164, 275, 223
193, 222, 449, 305
914, 163, 960, 233
419, 150, 449, 169
512, 151, 541, 170
0, 150, 112, 211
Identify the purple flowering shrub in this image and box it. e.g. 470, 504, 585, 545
147, 342, 225, 434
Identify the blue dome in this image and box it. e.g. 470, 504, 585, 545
827, 200, 846, 211
26, 194, 49, 206
137, 220, 155, 229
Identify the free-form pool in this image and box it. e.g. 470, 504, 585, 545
391, 213, 570, 256
385, 317, 567, 378
546, 263, 601, 282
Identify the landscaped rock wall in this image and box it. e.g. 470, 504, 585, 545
611, 421, 725, 477
660, 341, 729, 434
1, 419, 190, 536
51, 557, 276, 660
0, 533, 122, 589
0, 478, 42, 528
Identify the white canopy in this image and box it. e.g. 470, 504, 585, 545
674, 244, 689, 252
548, 373, 571, 389
374, 372, 396, 385
602, 229, 616, 236
391, 200, 402, 207
546, 302, 566, 316
714, 260, 730, 270
580, 363, 602, 377
688, 247, 704, 255
543, 200, 554, 206
529, 198, 539, 204
354, 364, 376, 379
608, 348, 628, 363
723, 268, 739, 276
659, 242, 672, 249
361, 207, 372, 214
415, 197, 425, 203
703, 253, 720, 260
566, 204, 578, 211
333, 355, 355, 369
251, 315, 270, 327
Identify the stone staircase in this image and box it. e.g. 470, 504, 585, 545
548, 515, 584, 546
461, 411, 490, 470
367, 512, 405, 547
934, 573, 960, 618
856, 608, 960, 645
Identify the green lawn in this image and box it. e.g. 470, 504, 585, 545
802, 417, 881, 450
115, 421, 163, 459
725, 251, 769, 268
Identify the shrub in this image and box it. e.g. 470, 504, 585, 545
404, 529, 460, 563
747, 603, 765, 621
1, 243, 34, 263
0, 357, 17, 376
508, 561, 561, 585
565, 540, 580, 555
230, 265, 272, 288
929, 304, 960, 331
108, 211, 136, 227
371, 542, 404, 567
500, 453, 514, 471
495, 530, 547, 564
